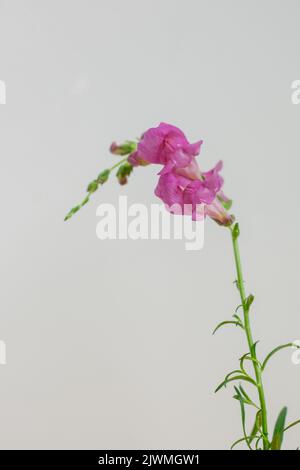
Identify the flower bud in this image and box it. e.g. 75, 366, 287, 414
116, 162, 133, 185
109, 141, 137, 156
87, 180, 98, 193
232, 222, 240, 239
97, 169, 110, 184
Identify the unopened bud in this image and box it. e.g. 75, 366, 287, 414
97, 169, 110, 184
87, 180, 98, 193
232, 222, 240, 239
116, 162, 133, 185
109, 141, 137, 156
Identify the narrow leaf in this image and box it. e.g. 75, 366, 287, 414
215, 375, 257, 393
262, 343, 300, 371
231, 435, 259, 450
271, 407, 288, 450
240, 353, 261, 375
234, 386, 252, 450
225, 370, 244, 382
233, 313, 243, 325
249, 411, 262, 444
284, 419, 300, 433
255, 435, 263, 450
238, 385, 259, 409
212, 320, 244, 335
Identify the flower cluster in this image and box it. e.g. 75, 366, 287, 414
127, 123, 234, 226
65, 122, 234, 225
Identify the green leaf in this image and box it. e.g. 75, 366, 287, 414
231, 435, 259, 450
251, 340, 259, 357
284, 419, 300, 433
239, 353, 250, 376
215, 375, 257, 393
233, 313, 243, 324
212, 320, 244, 335
238, 385, 259, 409
249, 411, 262, 444
262, 343, 300, 371
255, 435, 264, 450
271, 407, 288, 450
233, 392, 256, 408
234, 386, 252, 450
240, 353, 261, 376
225, 370, 244, 382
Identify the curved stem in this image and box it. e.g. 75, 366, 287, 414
230, 225, 269, 450
109, 157, 129, 172
64, 157, 129, 221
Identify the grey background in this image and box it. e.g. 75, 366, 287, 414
0, 0, 299, 450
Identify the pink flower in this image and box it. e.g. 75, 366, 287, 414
111, 123, 233, 226
176, 158, 202, 180
155, 161, 233, 225
154, 172, 190, 210
133, 122, 202, 174
128, 151, 149, 167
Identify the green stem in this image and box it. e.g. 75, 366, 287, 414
230, 225, 269, 450
64, 157, 128, 221
109, 157, 128, 172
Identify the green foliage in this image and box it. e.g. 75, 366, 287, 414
271, 407, 288, 450
262, 343, 300, 371
236, 385, 259, 409
233, 386, 252, 450
212, 320, 244, 335
215, 375, 257, 393
231, 435, 258, 450
284, 419, 300, 433
249, 411, 262, 445
239, 353, 261, 376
